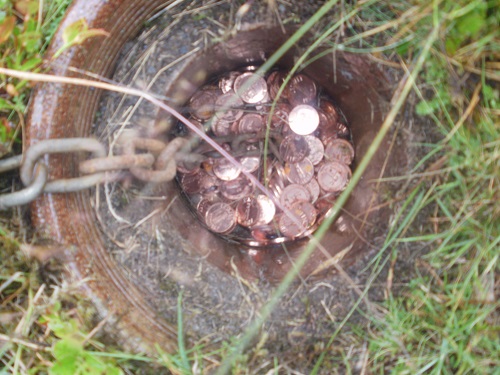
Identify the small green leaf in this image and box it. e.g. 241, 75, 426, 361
53, 18, 109, 59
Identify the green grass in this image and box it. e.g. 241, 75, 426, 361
1, 0, 499, 374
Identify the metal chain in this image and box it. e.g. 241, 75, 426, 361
0, 136, 185, 210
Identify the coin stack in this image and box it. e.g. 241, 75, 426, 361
175, 67, 355, 246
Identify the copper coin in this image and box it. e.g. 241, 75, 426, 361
315, 194, 337, 216
304, 135, 324, 165
268, 102, 291, 129
292, 200, 317, 228
205, 202, 237, 234
319, 99, 339, 124
287, 74, 317, 106
279, 135, 308, 163
280, 184, 311, 209
213, 158, 241, 181
233, 72, 268, 104
324, 139, 355, 165
317, 109, 333, 129
305, 178, 320, 203
254, 195, 276, 225
215, 93, 244, 122
278, 205, 310, 238
189, 90, 217, 120
211, 117, 234, 137
288, 105, 319, 135
266, 70, 287, 100
236, 196, 262, 227
197, 197, 218, 219
219, 71, 239, 94
199, 173, 219, 194
239, 156, 260, 173
220, 175, 254, 201
284, 157, 314, 185
317, 161, 351, 193
268, 174, 285, 202
180, 170, 205, 195
335, 121, 351, 139
238, 113, 264, 134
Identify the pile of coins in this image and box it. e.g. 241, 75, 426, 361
175, 66, 355, 246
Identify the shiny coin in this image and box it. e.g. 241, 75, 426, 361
304, 135, 324, 165
324, 139, 355, 165
292, 200, 317, 228
220, 175, 254, 201
268, 102, 291, 129
205, 202, 236, 234
236, 196, 262, 227
287, 74, 317, 106
280, 184, 311, 209
305, 178, 320, 203
319, 99, 339, 124
180, 170, 205, 195
317, 161, 351, 193
268, 173, 286, 202
238, 113, 264, 134
288, 105, 319, 135
189, 90, 218, 120
255, 195, 276, 225
279, 135, 308, 163
211, 117, 234, 137
213, 158, 241, 181
197, 197, 218, 219
233, 72, 268, 104
267, 70, 288, 100
284, 157, 314, 185
215, 93, 244, 122
278, 203, 311, 238
219, 71, 239, 93
239, 156, 260, 173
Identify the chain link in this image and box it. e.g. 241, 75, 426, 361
0, 136, 185, 210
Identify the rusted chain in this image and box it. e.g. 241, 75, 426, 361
0, 164, 47, 210
79, 153, 155, 174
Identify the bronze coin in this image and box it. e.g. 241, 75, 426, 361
317, 108, 333, 129
251, 225, 280, 242
254, 195, 276, 225
278, 205, 310, 238
238, 113, 265, 134
266, 70, 287, 100
287, 74, 317, 106
197, 197, 218, 219
180, 170, 205, 195
284, 157, 314, 185
319, 121, 351, 143
292, 200, 317, 228
233, 72, 268, 104
236, 196, 262, 227
305, 178, 320, 203
220, 175, 254, 201
288, 104, 320, 135
215, 92, 244, 122
205, 202, 237, 234
279, 184, 311, 209
268, 173, 285, 203
213, 158, 241, 181
319, 99, 339, 124
199, 173, 219, 194
304, 135, 324, 165
324, 139, 355, 165
189, 89, 218, 120
239, 156, 260, 173
317, 161, 351, 193
219, 71, 239, 94
279, 135, 308, 163
268, 102, 291, 129
211, 117, 234, 137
